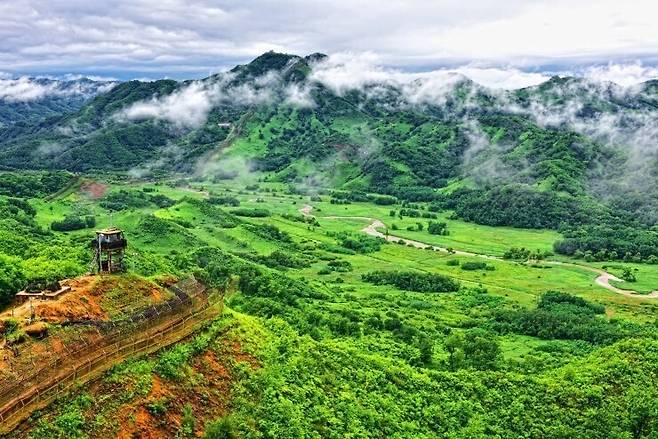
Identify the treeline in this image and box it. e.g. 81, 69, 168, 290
433, 185, 586, 230
489, 291, 638, 345
231, 208, 270, 218
330, 190, 397, 205
503, 247, 553, 261
207, 195, 240, 207
0, 171, 73, 198
361, 270, 459, 293
0, 196, 86, 305
428, 184, 658, 261
100, 189, 175, 211
330, 232, 383, 254
554, 225, 658, 263
51, 215, 96, 232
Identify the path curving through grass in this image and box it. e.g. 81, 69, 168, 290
300, 205, 658, 298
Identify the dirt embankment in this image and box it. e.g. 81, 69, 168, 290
300, 204, 658, 299
109, 340, 258, 439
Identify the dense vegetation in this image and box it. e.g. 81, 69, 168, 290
3, 51, 658, 438
362, 270, 460, 292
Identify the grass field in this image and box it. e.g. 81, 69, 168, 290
10, 175, 658, 438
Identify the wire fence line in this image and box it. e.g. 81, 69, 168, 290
0, 277, 222, 434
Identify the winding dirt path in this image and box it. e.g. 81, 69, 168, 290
300, 204, 658, 299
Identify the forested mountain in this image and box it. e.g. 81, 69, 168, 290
2, 52, 657, 262
0, 77, 116, 129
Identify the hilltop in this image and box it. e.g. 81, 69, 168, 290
0, 52, 656, 265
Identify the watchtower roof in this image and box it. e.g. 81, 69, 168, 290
95, 227, 123, 236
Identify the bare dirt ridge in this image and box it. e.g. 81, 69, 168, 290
300, 204, 658, 299
0, 278, 220, 435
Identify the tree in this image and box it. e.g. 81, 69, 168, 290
463, 328, 500, 370
428, 221, 448, 235
444, 332, 465, 371
622, 267, 637, 282
418, 336, 434, 366
204, 417, 237, 439
0, 254, 25, 306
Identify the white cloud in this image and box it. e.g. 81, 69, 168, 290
308, 53, 551, 105
451, 67, 549, 89
284, 83, 315, 108
118, 73, 277, 128
1, 1, 658, 79
0, 75, 116, 102
581, 63, 658, 87
0, 77, 59, 102
119, 81, 220, 128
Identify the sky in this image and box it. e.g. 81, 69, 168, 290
2, 0, 658, 86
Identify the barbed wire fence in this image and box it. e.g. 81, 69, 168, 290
0, 277, 222, 434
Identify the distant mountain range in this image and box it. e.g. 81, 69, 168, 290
0, 77, 116, 129
2, 52, 658, 255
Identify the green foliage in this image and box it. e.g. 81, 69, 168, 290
362, 270, 460, 293
231, 208, 271, 217
444, 328, 502, 370
244, 223, 292, 243
0, 171, 73, 197
100, 189, 150, 210
208, 195, 240, 207
0, 253, 25, 305
491, 292, 627, 344
51, 215, 95, 232
427, 221, 448, 235
181, 404, 196, 437
204, 417, 237, 439
281, 212, 319, 226
438, 185, 584, 229
333, 232, 383, 254
250, 250, 310, 270
555, 225, 658, 262
460, 261, 494, 271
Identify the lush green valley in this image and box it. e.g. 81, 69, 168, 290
1, 52, 658, 438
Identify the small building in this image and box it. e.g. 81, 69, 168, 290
15, 281, 71, 304
91, 227, 127, 273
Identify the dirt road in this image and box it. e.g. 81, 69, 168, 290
300, 204, 658, 298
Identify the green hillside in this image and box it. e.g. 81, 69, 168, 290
2, 52, 658, 438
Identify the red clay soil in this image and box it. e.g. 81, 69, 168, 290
34, 276, 108, 323
108, 339, 258, 438
0, 275, 173, 388
80, 181, 109, 199
91, 275, 170, 305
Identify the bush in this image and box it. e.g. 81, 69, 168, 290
204, 417, 237, 439
334, 232, 383, 254
362, 270, 459, 293
428, 221, 448, 235
51, 215, 95, 232
244, 224, 292, 243
208, 196, 240, 207
232, 208, 270, 217
490, 291, 622, 345
460, 261, 489, 271
327, 259, 352, 272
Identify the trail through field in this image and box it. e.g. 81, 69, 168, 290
300, 204, 658, 298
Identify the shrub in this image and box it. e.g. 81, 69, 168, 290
362, 270, 459, 293
51, 215, 95, 232
461, 261, 489, 271
232, 208, 270, 217
428, 221, 449, 235
208, 196, 240, 207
